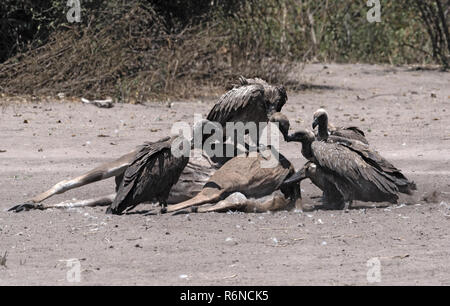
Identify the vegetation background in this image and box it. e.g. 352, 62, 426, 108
0, 0, 448, 102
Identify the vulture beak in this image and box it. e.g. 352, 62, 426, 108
285, 133, 301, 143
312, 118, 319, 129
285, 133, 294, 142
282, 168, 306, 186
284, 129, 314, 143
267, 105, 277, 117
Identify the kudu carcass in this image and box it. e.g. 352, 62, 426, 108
164, 146, 302, 214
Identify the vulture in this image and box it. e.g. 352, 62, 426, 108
106, 136, 190, 214
285, 128, 416, 209
164, 147, 301, 214
208, 76, 287, 125
108, 119, 224, 214
269, 112, 290, 141
201, 111, 291, 166
205, 76, 287, 160
312, 108, 369, 144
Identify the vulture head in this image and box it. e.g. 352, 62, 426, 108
273, 85, 287, 113
269, 112, 290, 141
312, 108, 329, 130
282, 161, 317, 185
285, 129, 315, 160
264, 84, 287, 116
234, 76, 287, 115
286, 129, 315, 144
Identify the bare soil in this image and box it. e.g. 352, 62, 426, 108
0, 63, 449, 285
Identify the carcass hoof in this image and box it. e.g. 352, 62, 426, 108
170, 209, 190, 216
8, 202, 42, 212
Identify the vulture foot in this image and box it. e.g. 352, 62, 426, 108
343, 201, 352, 212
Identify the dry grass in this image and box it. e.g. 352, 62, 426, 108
0, 1, 292, 103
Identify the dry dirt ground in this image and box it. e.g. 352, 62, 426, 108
0, 63, 449, 286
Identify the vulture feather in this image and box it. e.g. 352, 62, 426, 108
312, 108, 369, 144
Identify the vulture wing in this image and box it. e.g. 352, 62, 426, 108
109, 137, 175, 214
332, 126, 368, 144
328, 136, 416, 193
311, 141, 399, 197
207, 84, 265, 125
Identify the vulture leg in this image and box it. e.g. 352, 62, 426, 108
165, 187, 225, 213
248, 124, 260, 152
233, 129, 240, 158
200, 152, 216, 168
343, 201, 352, 212
159, 200, 168, 213
9, 152, 135, 212
321, 189, 345, 210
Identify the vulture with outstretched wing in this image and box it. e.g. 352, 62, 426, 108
207, 76, 287, 128
204, 77, 288, 165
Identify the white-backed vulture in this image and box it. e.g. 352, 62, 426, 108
285, 128, 416, 209
205, 77, 287, 158
208, 76, 287, 125
202, 111, 291, 166
106, 136, 189, 214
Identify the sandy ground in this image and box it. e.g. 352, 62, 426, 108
0, 63, 449, 285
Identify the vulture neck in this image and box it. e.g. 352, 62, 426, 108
301, 139, 314, 160
318, 118, 329, 141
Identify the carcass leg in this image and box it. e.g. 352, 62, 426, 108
9, 151, 135, 212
